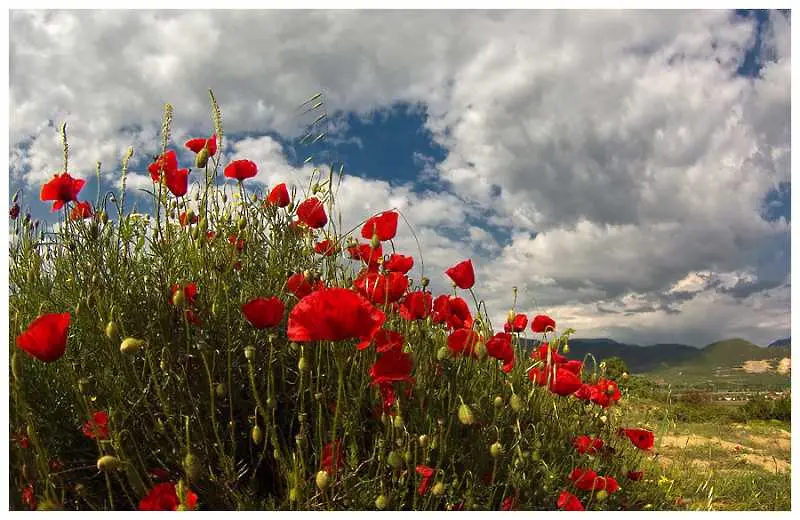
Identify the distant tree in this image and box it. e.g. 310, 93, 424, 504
601, 356, 629, 381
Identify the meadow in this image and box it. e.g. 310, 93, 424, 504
7, 94, 780, 511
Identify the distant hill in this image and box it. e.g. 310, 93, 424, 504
768, 337, 791, 349
519, 337, 791, 389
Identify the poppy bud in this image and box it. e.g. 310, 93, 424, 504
289, 487, 302, 502
238, 217, 246, 230
473, 341, 487, 360
507, 309, 515, 323
393, 415, 404, 429
120, 337, 145, 354
596, 490, 608, 502
490, 442, 505, 458
298, 357, 309, 372
195, 148, 209, 168
97, 455, 121, 472
215, 383, 227, 398
493, 396, 504, 409
431, 482, 445, 496
562, 344, 570, 354
436, 347, 449, 361
375, 494, 388, 510
387, 451, 403, 468
315, 470, 330, 490
11, 351, 23, 381
251, 425, 263, 445
370, 233, 381, 250
457, 403, 475, 425
418, 435, 429, 448
183, 453, 202, 481
510, 394, 523, 413
172, 288, 185, 307
244, 346, 256, 361
105, 321, 119, 339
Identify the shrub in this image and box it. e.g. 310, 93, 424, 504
9, 95, 676, 511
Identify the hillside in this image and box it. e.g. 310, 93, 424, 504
768, 337, 791, 349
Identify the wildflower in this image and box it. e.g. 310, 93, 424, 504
573, 435, 604, 455
383, 253, 414, 274
287, 272, 322, 299
184, 133, 217, 159
432, 295, 473, 330
321, 440, 345, 474
22, 483, 36, 510
369, 349, 414, 386
139, 482, 197, 511
362, 329, 404, 353
147, 151, 188, 197
296, 197, 328, 228
184, 309, 203, 327
179, 211, 198, 226
486, 332, 515, 372
70, 201, 93, 220
547, 367, 583, 396
347, 242, 383, 268
530, 342, 566, 364
223, 159, 258, 182
228, 233, 246, 252
618, 428, 655, 451
360, 210, 399, 242
10, 202, 20, 219
627, 470, 644, 481
398, 291, 432, 321
500, 493, 519, 511
81, 411, 109, 440
568, 468, 600, 491
354, 271, 409, 305
169, 282, 198, 306
16, 312, 70, 362
531, 314, 556, 333
415, 465, 435, 496
148, 151, 178, 181
314, 239, 338, 256
445, 259, 475, 290
447, 328, 483, 358
266, 183, 291, 207
561, 359, 583, 375
590, 378, 621, 408
557, 490, 584, 511
504, 312, 528, 333
287, 288, 385, 349
40, 172, 85, 211
241, 297, 285, 329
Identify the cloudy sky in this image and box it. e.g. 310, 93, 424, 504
8, 9, 791, 347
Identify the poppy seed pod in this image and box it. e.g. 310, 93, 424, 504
431, 482, 445, 496
510, 394, 524, 413
120, 337, 145, 354
393, 415, 405, 429
387, 451, 403, 468
562, 344, 570, 354
244, 346, 256, 361
375, 494, 388, 510
172, 288, 185, 307
104, 321, 119, 339
195, 148, 209, 169
251, 425, 263, 445
315, 470, 330, 490
490, 441, 505, 458
97, 455, 121, 472
457, 403, 475, 425
493, 396, 504, 409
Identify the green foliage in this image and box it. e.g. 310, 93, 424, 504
600, 356, 628, 381
734, 395, 791, 423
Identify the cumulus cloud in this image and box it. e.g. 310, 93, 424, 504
8, 10, 791, 346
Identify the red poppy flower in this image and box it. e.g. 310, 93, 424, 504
81, 411, 109, 440
531, 314, 556, 333
504, 313, 528, 333
447, 328, 483, 358
147, 151, 178, 181
227, 234, 246, 252
398, 291, 432, 321
619, 428, 655, 451
361, 210, 399, 241
296, 197, 328, 228
150, 468, 170, 481
164, 167, 189, 197
321, 440, 344, 474
500, 493, 519, 511
548, 367, 583, 396
432, 295, 473, 330
206, 231, 217, 241
223, 159, 258, 182
590, 378, 621, 408
595, 476, 620, 493
16, 432, 30, 449
378, 382, 396, 412
139, 482, 197, 511
415, 465, 435, 496
267, 183, 290, 207
354, 271, 409, 305
314, 239, 338, 256
530, 343, 566, 364
22, 483, 36, 510
347, 242, 383, 266
287, 288, 386, 349
70, 201, 93, 220
369, 349, 413, 386
574, 384, 592, 401
40, 172, 86, 211
48, 458, 63, 473
241, 297, 285, 329
362, 329, 404, 353
445, 259, 475, 290
179, 211, 198, 227
16, 312, 70, 363
383, 253, 414, 274
626, 470, 644, 481
573, 435, 604, 455
169, 282, 198, 305
185, 134, 217, 157
486, 332, 515, 372
10, 203, 20, 220
287, 272, 322, 299
569, 468, 599, 491
557, 490, 584, 511
561, 359, 583, 375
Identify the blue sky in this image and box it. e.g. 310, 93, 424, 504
7, 9, 791, 346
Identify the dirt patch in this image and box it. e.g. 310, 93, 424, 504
776, 358, 791, 375
739, 360, 772, 373
746, 435, 791, 452
658, 433, 790, 474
